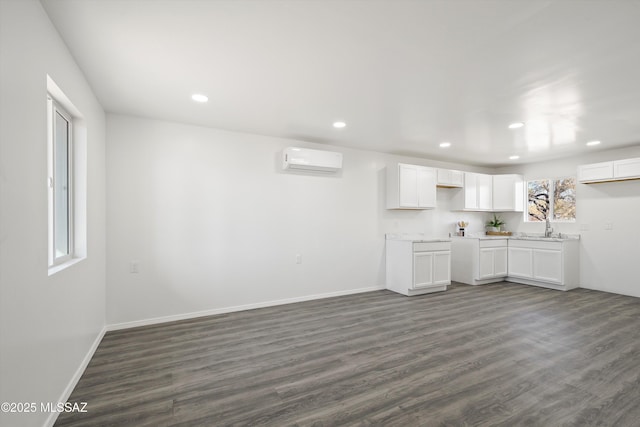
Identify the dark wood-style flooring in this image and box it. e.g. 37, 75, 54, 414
56, 282, 640, 426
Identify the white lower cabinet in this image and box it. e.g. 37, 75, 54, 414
452, 237, 579, 290
386, 240, 451, 296
479, 246, 508, 279
507, 239, 579, 290
414, 251, 450, 288
507, 246, 533, 278
532, 249, 562, 283
451, 238, 508, 285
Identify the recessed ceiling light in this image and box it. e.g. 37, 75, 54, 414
586, 140, 601, 146
508, 122, 525, 129
509, 155, 520, 160
439, 142, 451, 148
191, 93, 208, 103
332, 121, 346, 129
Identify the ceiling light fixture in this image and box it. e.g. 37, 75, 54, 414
509, 155, 520, 160
439, 142, 451, 148
191, 93, 208, 103
586, 140, 601, 146
508, 122, 525, 129
332, 121, 346, 129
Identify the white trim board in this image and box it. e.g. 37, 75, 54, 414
107, 286, 385, 331
44, 326, 107, 427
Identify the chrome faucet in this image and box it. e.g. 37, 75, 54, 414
545, 217, 553, 237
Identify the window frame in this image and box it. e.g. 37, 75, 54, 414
525, 176, 576, 223
47, 94, 74, 267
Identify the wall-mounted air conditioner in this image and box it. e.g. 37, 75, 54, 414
282, 147, 343, 172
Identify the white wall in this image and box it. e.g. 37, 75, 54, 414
496, 145, 640, 297
0, 1, 106, 426
106, 114, 490, 326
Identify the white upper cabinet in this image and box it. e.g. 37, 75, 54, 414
492, 174, 524, 212
454, 172, 492, 211
578, 157, 640, 183
613, 158, 640, 180
436, 169, 464, 188
417, 167, 437, 208
577, 161, 614, 183
477, 173, 493, 210
464, 172, 478, 209
387, 163, 436, 209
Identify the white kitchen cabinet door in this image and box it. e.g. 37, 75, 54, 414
492, 174, 524, 212
478, 248, 495, 279
478, 247, 508, 279
388, 163, 436, 209
577, 161, 614, 183
477, 173, 493, 210
399, 164, 419, 207
613, 158, 640, 180
533, 249, 562, 283
413, 250, 450, 288
461, 172, 492, 210
417, 167, 436, 208
433, 251, 451, 285
413, 252, 434, 288
508, 247, 533, 278
437, 169, 464, 188
494, 247, 508, 277
464, 172, 478, 209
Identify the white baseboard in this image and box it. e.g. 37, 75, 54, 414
43, 325, 107, 427
107, 285, 385, 331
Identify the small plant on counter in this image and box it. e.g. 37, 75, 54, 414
486, 214, 505, 231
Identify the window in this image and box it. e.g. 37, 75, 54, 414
48, 95, 74, 266
47, 76, 87, 274
526, 177, 576, 222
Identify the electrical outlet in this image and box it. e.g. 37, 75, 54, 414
580, 223, 590, 231
604, 222, 613, 231
295, 254, 302, 264
130, 261, 140, 273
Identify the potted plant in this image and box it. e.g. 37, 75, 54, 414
486, 214, 505, 232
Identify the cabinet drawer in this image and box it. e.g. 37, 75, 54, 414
479, 239, 508, 248
413, 242, 450, 252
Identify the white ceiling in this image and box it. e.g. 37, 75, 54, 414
42, 0, 640, 166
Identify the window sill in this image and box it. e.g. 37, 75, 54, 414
48, 257, 85, 276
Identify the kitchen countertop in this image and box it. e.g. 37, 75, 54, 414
386, 233, 451, 242
452, 233, 580, 242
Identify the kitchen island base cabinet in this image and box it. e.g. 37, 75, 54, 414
386, 240, 451, 296
507, 239, 579, 291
